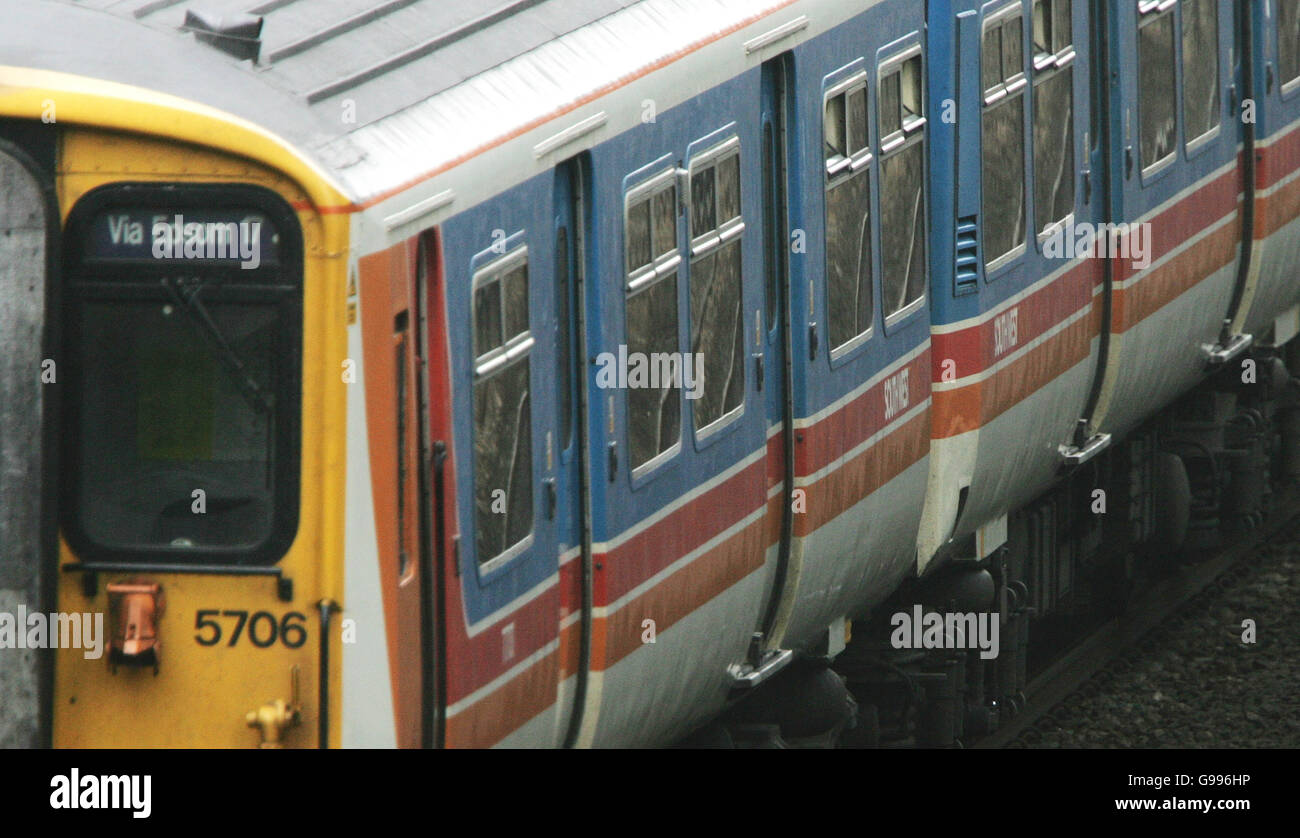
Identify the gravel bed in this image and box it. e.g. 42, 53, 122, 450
1017, 538, 1300, 748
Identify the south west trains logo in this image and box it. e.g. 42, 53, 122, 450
884, 368, 911, 421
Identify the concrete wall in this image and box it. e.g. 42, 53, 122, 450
0, 144, 53, 748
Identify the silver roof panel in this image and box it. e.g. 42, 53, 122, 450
2, 0, 828, 203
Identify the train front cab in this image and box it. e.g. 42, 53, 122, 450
0, 73, 350, 748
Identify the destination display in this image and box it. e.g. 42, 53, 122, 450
83, 208, 280, 269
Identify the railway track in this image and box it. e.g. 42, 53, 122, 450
974, 490, 1300, 749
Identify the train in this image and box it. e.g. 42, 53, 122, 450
2, 0, 1299, 748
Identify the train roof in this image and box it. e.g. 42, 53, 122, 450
3, 0, 810, 207
74, 0, 642, 111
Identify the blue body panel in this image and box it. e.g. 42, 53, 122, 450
440, 0, 934, 624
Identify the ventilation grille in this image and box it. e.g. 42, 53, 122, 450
955, 215, 979, 293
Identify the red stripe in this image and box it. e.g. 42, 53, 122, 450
795, 350, 930, 475
435, 121, 1300, 742
931, 260, 1094, 384
594, 457, 767, 604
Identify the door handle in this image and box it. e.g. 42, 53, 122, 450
543, 478, 557, 520
607, 441, 618, 482
753, 352, 764, 391
808, 322, 818, 361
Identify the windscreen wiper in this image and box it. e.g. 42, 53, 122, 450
161, 275, 272, 415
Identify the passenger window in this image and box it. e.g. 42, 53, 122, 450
1181, 0, 1219, 145
691, 167, 717, 234
849, 88, 869, 154
824, 93, 847, 160
625, 171, 682, 471
881, 74, 902, 137
472, 248, 534, 565
1033, 0, 1051, 54
689, 140, 746, 433
1281, 0, 1300, 90
1137, 1, 1176, 172
879, 51, 927, 320
1053, 0, 1071, 50
982, 25, 1003, 92
823, 72, 873, 353
1003, 16, 1023, 79
983, 9, 1028, 268
1033, 0, 1076, 235
63, 191, 301, 561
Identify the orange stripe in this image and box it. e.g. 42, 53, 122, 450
465, 413, 930, 738
931, 215, 1238, 440
1110, 218, 1238, 331
794, 410, 930, 536
931, 384, 982, 438
980, 316, 1091, 419
930, 316, 1090, 439
444, 651, 560, 748
451, 508, 766, 744
1257, 172, 1300, 238
601, 518, 768, 667
557, 513, 768, 678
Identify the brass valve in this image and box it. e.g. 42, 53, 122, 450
246, 665, 301, 748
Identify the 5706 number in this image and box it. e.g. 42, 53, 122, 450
194, 610, 308, 649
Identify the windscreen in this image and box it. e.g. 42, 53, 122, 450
63, 188, 300, 562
